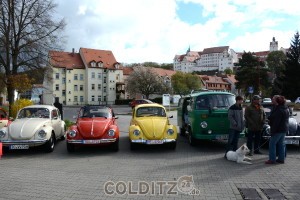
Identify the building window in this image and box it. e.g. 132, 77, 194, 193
104, 96, 106, 101
91, 84, 95, 90
80, 85, 83, 91
80, 96, 84, 102
55, 73, 59, 79
91, 95, 95, 101
62, 90, 66, 96
74, 85, 78, 91
74, 96, 78, 102
62, 78, 66, 84
74, 74, 78, 80
104, 87, 106, 92
80, 74, 84, 81
55, 84, 59, 91
98, 73, 101, 79
104, 77, 106, 83
91, 72, 95, 78
98, 96, 101, 102
98, 84, 101, 90
62, 68, 66, 74
91, 62, 96, 67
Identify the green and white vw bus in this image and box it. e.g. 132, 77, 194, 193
178, 91, 244, 146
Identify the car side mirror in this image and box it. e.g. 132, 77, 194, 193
168, 115, 173, 118
73, 115, 77, 119
293, 113, 297, 116
114, 116, 119, 119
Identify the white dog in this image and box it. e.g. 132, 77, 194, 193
226, 143, 252, 164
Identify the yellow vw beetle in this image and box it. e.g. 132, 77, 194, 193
129, 103, 177, 150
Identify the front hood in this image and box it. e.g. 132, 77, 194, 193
135, 118, 167, 139
77, 118, 110, 138
9, 118, 50, 140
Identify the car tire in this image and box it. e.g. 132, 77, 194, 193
169, 142, 177, 150
188, 128, 197, 146
130, 142, 137, 150
111, 139, 119, 152
67, 143, 75, 152
44, 133, 55, 153
180, 127, 186, 137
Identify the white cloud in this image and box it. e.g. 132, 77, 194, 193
54, 0, 300, 63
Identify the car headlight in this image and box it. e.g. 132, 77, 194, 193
108, 129, 115, 137
200, 121, 208, 128
0, 130, 6, 138
133, 130, 140, 136
265, 126, 271, 135
68, 130, 77, 138
38, 130, 47, 138
167, 129, 174, 135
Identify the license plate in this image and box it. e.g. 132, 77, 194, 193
146, 140, 163, 145
215, 135, 228, 140
83, 140, 101, 144
9, 145, 29, 150
285, 139, 299, 145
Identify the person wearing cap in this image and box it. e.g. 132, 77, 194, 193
224, 95, 245, 158
245, 95, 266, 156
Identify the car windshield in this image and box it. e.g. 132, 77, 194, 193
136, 107, 166, 117
195, 94, 235, 110
80, 106, 111, 118
17, 108, 50, 119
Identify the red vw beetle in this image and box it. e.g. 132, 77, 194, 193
66, 105, 119, 152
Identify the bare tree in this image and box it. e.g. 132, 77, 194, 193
125, 66, 171, 99
0, 0, 65, 115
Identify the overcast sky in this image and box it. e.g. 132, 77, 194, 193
54, 0, 300, 64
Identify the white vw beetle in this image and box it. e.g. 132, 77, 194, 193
0, 105, 65, 152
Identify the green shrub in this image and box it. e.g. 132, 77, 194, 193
11, 99, 33, 118
64, 119, 75, 129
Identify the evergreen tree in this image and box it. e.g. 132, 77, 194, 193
281, 31, 300, 100
235, 52, 270, 96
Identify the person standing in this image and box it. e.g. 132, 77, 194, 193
265, 95, 289, 164
225, 96, 245, 158
53, 97, 63, 120
245, 95, 266, 156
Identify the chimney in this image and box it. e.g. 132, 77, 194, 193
72, 48, 75, 56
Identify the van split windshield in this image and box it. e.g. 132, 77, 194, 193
195, 94, 235, 110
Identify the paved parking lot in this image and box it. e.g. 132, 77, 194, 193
0, 108, 300, 200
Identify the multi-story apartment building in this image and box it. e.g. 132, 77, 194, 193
173, 46, 238, 73
43, 48, 124, 105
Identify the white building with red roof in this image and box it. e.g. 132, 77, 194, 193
43, 48, 124, 105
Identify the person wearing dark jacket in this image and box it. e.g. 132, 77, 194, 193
224, 96, 244, 157
265, 95, 289, 164
245, 95, 266, 155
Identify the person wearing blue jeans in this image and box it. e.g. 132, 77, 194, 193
265, 95, 289, 164
225, 96, 244, 158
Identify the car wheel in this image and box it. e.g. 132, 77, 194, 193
188, 128, 197, 146
180, 127, 186, 137
67, 143, 75, 152
44, 133, 55, 153
130, 142, 137, 150
111, 139, 119, 152
169, 142, 177, 150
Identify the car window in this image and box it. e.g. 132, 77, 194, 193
195, 94, 235, 110
136, 107, 166, 117
17, 108, 50, 119
80, 106, 111, 118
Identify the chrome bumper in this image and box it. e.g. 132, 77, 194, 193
263, 135, 300, 139
0, 139, 47, 145
67, 138, 117, 144
131, 139, 176, 144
